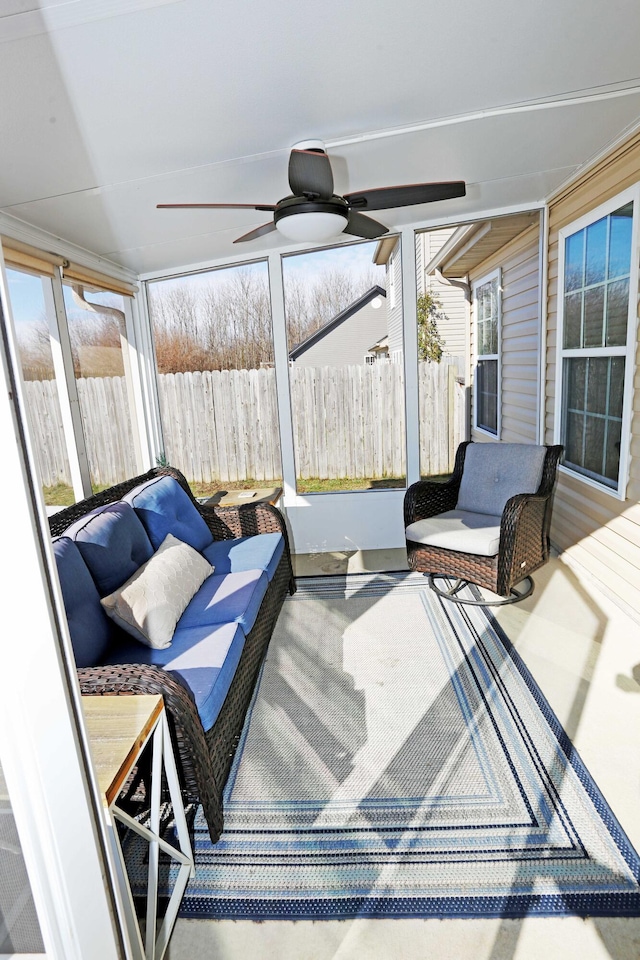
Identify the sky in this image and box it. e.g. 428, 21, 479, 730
6, 238, 387, 327
6, 267, 123, 328
147, 239, 386, 296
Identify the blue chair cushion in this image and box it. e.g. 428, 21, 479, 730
103, 621, 245, 732
456, 443, 547, 517
124, 476, 214, 553
64, 501, 153, 596
178, 569, 269, 635
53, 537, 113, 668
202, 532, 284, 581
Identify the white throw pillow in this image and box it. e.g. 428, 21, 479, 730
101, 533, 214, 648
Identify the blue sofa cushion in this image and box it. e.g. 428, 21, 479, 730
53, 537, 112, 668
178, 569, 269, 635
202, 532, 284, 581
103, 620, 245, 732
124, 476, 214, 553
64, 501, 153, 596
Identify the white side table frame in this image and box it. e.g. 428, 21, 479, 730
84, 695, 195, 960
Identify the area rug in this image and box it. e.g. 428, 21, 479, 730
174, 572, 640, 920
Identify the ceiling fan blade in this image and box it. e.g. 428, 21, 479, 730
157, 203, 277, 211
288, 149, 334, 199
342, 210, 389, 240
344, 181, 466, 211
233, 221, 278, 243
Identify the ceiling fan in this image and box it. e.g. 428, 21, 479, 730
157, 140, 466, 244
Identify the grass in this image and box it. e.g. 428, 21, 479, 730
43, 473, 452, 506
43, 481, 119, 506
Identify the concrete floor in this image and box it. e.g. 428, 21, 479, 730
167, 552, 640, 960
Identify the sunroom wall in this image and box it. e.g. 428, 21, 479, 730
546, 130, 640, 616
469, 223, 541, 446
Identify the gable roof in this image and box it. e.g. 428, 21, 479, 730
289, 286, 387, 360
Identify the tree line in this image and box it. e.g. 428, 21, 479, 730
17, 265, 383, 379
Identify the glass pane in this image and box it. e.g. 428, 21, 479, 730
283, 240, 404, 493
562, 357, 623, 488
147, 262, 282, 497
0, 760, 44, 953
585, 357, 609, 415
585, 217, 607, 285
609, 355, 626, 416
64, 285, 138, 493
608, 202, 633, 279
6, 268, 75, 508
565, 410, 585, 468
477, 359, 498, 434
583, 285, 604, 347
605, 278, 629, 347
488, 283, 499, 353
564, 291, 582, 348
605, 419, 622, 483
584, 414, 606, 476
565, 230, 585, 293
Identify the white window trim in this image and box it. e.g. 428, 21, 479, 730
553, 184, 640, 501
472, 268, 502, 439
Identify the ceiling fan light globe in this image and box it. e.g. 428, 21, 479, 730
275, 210, 348, 242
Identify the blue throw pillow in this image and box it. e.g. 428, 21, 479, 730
63, 501, 154, 596
53, 537, 112, 668
124, 475, 214, 553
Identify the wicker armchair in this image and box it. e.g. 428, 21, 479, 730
404, 441, 563, 604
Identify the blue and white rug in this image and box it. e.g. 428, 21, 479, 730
178, 572, 640, 920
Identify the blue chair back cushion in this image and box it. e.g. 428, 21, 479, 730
456, 443, 547, 517
124, 476, 214, 553
53, 537, 112, 668
63, 501, 154, 596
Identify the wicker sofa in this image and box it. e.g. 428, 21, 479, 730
49, 466, 295, 842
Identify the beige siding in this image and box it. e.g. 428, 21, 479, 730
469, 224, 541, 445
546, 130, 640, 615
291, 301, 389, 367
387, 248, 404, 358
423, 228, 468, 360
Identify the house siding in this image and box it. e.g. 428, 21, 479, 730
422, 228, 468, 361
469, 224, 541, 446
546, 130, 640, 615
386, 246, 404, 359
290, 300, 389, 367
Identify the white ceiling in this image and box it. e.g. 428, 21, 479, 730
2, 0, 640, 276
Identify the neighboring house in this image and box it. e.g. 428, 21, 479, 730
288, 286, 388, 367
374, 231, 468, 363
419, 228, 469, 362
372, 238, 403, 362
426, 132, 640, 619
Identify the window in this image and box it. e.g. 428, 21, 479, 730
282, 240, 403, 493
556, 192, 637, 496
63, 283, 138, 493
147, 261, 283, 495
473, 270, 501, 436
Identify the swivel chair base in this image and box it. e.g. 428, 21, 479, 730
426, 573, 534, 606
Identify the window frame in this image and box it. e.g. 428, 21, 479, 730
554, 185, 640, 500
472, 268, 502, 438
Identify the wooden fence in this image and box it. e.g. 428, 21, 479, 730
25, 360, 464, 487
